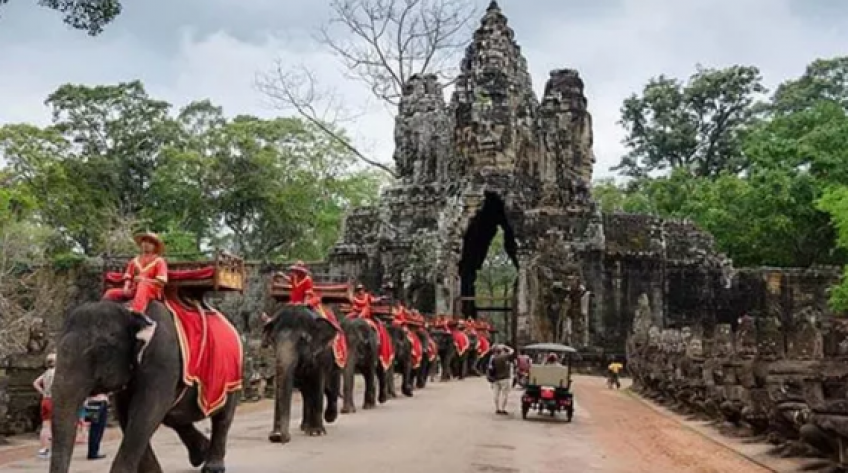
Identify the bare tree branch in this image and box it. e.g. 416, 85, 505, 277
318, 0, 477, 106
256, 63, 397, 177
257, 0, 478, 175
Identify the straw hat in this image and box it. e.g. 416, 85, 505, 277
288, 260, 309, 274
133, 232, 165, 255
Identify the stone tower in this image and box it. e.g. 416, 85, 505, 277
328, 2, 730, 351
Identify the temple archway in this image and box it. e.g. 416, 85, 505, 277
458, 192, 518, 322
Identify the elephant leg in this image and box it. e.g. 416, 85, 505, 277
201, 395, 237, 473
341, 360, 357, 414
300, 388, 313, 432
402, 363, 414, 397
387, 365, 397, 398
302, 377, 326, 436
440, 355, 452, 381
362, 365, 377, 409
324, 368, 340, 424
136, 443, 163, 473
415, 361, 427, 389
110, 386, 173, 473
269, 367, 294, 444
377, 366, 388, 404
165, 422, 209, 468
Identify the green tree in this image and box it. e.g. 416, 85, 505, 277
614, 65, 766, 178
817, 186, 848, 312
772, 56, 848, 114
0, 0, 122, 35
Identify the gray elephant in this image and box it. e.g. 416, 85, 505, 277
49, 297, 239, 473
386, 324, 414, 398
262, 305, 341, 444
340, 317, 389, 413
412, 327, 436, 389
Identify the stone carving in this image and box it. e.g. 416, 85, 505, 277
26, 318, 48, 354
627, 304, 848, 468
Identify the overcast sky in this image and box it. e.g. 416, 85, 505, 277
1, 0, 846, 178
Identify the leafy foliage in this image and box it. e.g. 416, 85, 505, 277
0, 0, 122, 35
0, 81, 384, 261
602, 57, 848, 272
613, 65, 766, 178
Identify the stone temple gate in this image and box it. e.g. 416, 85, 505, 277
326, 2, 830, 352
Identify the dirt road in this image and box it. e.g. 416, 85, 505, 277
1, 376, 774, 472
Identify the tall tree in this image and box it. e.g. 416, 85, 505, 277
771, 56, 848, 114
0, 0, 122, 35
614, 65, 766, 178
257, 0, 479, 176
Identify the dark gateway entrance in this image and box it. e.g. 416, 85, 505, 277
457, 192, 518, 325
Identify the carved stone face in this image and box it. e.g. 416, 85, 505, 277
713, 324, 734, 357
647, 326, 662, 350
756, 316, 784, 359
735, 315, 757, 358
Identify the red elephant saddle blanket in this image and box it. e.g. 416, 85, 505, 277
426, 335, 438, 362
163, 298, 243, 416
361, 318, 395, 370
312, 304, 348, 369
406, 329, 423, 369
451, 329, 470, 356
477, 334, 491, 357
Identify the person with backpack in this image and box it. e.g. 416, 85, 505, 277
487, 344, 515, 415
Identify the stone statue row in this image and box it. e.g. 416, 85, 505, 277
627, 306, 848, 467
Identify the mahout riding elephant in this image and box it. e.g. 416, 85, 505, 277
386, 324, 414, 397
262, 304, 341, 443
49, 297, 238, 473
412, 328, 434, 389
339, 317, 388, 413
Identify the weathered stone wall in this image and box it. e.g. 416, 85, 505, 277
626, 268, 848, 468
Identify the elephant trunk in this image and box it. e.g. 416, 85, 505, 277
271, 337, 298, 442
49, 343, 94, 473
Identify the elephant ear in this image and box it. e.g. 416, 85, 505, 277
311, 318, 338, 356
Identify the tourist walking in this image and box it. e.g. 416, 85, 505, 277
33, 353, 56, 459
488, 344, 514, 415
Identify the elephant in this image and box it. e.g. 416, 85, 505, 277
386, 324, 414, 398
412, 328, 435, 389
262, 304, 341, 444
49, 297, 238, 473
464, 331, 481, 377
430, 328, 468, 381
339, 317, 388, 413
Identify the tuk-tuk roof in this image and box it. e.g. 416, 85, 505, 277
521, 343, 578, 354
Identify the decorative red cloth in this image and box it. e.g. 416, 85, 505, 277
289, 274, 313, 304
427, 335, 438, 362
311, 304, 348, 368
406, 328, 423, 369
363, 318, 394, 370
451, 329, 470, 356
477, 334, 491, 357
349, 292, 377, 318
164, 298, 243, 416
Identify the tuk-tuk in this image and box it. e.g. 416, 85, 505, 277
519, 342, 576, 422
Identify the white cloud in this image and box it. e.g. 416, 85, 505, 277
1, 0, 847, 178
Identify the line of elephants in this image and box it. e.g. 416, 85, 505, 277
48, 297, 492, 473
627, 308, 848, 471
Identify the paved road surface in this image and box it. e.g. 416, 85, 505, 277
2, 376, 773, 472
